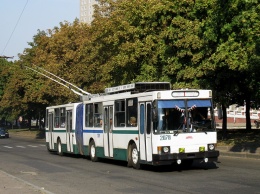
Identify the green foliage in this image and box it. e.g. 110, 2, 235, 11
0, 0, 259, 128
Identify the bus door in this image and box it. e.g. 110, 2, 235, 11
48, 113, 54, 150
66, 110, 73, 152
103, 106, 113, 157
139, 102, 153, 162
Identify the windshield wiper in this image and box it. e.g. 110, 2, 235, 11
174, 130, 179, 136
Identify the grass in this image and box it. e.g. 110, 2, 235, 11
217, 129, 260, 147
8, 128, 45, 139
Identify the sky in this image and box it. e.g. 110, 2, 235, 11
0, 0, 79, 61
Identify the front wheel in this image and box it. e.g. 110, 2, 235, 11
130, 144, 140, 169
89, 140, 98, 162
57, 139, 63, 156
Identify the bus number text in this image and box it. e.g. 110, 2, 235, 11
160, 135, 171, 141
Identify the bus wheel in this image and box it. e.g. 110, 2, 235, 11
57, 139, 63, 156
90, 140, 98, 162
127, 145, 132, 167
130, 144, 140, 169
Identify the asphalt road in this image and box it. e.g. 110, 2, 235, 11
0, 136, 260, 194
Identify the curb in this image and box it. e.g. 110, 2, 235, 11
218, 146, 260, 160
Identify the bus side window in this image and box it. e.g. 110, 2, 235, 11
46, 110, 49, 128
54, 108, 60, 127
85, 104, 93, 127
115, 100, 125, 127
60, 108, 66, 128
126, 98, 137, 127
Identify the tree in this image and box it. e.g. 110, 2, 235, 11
90, 0, 214, 88
199, 0, 260, 133
0, 59, 14, 123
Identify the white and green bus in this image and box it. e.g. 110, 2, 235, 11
46, 82, 219, 169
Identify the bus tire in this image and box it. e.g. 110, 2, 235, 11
127, 145, 133, 167
57, 139, 63, 156
130, 144, 140, 169
90, 140, 98, 162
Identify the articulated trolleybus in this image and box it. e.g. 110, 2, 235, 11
46, 82, 219, 169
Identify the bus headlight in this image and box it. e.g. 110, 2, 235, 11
163, 146, 169, 153
208, 144, 215, 151
158, 146, 170, 154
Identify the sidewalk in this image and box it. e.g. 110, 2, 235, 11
1, 132, 51, 194
0, 170, 50, 194
217, 145, 260, 160
217, 122, 260, 160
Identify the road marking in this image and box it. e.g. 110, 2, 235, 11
3, 146, 13, 149
2, 144, 46, 149
27, 145, 38, 148
16, 146, 26, 148
20, 171, 38, 175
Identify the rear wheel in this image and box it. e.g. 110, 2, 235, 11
130, 144, 140, 169
89, 140, 98, 162
57, 139, 63, 156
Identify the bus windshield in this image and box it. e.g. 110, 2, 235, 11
154, 99, 215, 133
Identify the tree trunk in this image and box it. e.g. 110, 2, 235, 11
28, 117, 32, 131
222, 103, 227, 139
245, 97, 252, 130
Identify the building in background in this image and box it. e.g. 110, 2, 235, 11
214, 104, 260, 128
80, 0, 99, 24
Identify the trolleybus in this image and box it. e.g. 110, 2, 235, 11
46, 82, 219, 169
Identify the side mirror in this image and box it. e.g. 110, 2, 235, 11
152, 108, 158, 122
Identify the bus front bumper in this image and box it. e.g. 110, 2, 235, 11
152, 150, 219, 166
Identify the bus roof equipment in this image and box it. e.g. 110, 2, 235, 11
105, 82, 171, 94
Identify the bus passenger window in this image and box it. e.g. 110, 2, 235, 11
85, 104, 93, 127
126, 98, 137, 127
60, 108, 66, 128
54, 108, 60, 127
46, 110, 49, 128
115, 100, 125, 127
94, 103, 102, 127
129, 117, 137, 127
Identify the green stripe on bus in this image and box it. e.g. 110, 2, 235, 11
113, 148, 127, 161
112, 130, 138, 134
96, 147, 105, 158
83, 145, 89, 155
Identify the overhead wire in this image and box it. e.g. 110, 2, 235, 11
1, 0, 29, 55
